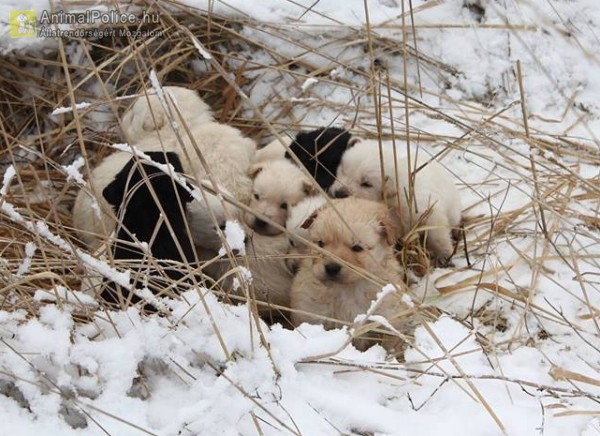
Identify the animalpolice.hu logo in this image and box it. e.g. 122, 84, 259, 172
9, 10, 37, 37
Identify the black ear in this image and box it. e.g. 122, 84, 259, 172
103, 159, 135, 209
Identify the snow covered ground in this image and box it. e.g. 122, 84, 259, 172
1, 0, 600, 435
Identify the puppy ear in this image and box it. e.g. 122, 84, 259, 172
248, 163, 264, 179
377, 209, 398, 246
300, 210, 319, 230
302, 179, 317, 196
347, 137, 361, 148
381, 174, 398, 199
103, 160, 135, 209
142, 106, 166, 132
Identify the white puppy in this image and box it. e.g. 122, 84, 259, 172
244, 159, 316, 236
201, 226, 294, 317
331, 140, 462, 266
121, 86, 214, 144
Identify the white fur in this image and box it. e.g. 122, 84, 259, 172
253, 136, 291, 163
201, 227, 294, 314
331, 140, 462, 264
187, 182, 232, 251
121, 86, 213, 144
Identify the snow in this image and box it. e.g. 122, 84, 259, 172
61, 156, 86, 185
2, 0, 600, 435
50, 102, 92, 116
218, 220, 247, 256
15, 242, 36, 277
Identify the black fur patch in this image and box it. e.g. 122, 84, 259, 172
285, 127, 352, 191
101, 151, 195, 311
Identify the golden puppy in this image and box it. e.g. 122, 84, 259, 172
245, 160, 316, 236
331, 139, 462, 266
290, 198, 416, 351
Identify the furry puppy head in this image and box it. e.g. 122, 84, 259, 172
245, 160, 317, 236
302, 198, 397, 285
121, 86, 213, 144
330, 139, 389, 201
285, 127, 352, 191
102, 151, 194, 260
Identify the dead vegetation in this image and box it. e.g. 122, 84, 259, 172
0, 1, 599, 433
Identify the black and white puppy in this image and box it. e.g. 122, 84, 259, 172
101, 151, 195, 309
285, 127, 353, 191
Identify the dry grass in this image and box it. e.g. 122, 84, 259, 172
1, 1, 600, 433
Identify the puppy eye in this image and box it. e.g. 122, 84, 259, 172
351, 244, 364, 252
253, 193, 260, 200
219, 224, 226, 231
360, 181, 373, 188
280, 202, 288, 210
317, 240, 324, 248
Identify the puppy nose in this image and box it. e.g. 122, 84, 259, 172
232, 248, 240, 256
324, 262, 342, 277
334, 189, 349, 199
254, 218, 267, 228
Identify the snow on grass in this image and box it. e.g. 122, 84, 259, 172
15, 242, 36, 277
50, 102, 92, 116
61, 156, 86, 185
2, 0, 600, 434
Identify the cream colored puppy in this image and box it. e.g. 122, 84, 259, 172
290, 198, 415, 351
245, 159, 316, 236
331, 140, 462, 266
121, 86, 214, 144
201, 226, 294, 316
253, 136, 292, 163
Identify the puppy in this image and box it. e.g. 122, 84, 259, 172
121, 86, 214, 144
245, 159, 316, 236
331, 140, 462, 266
285, 127, 353, 191
72, 154, 228, 252
285, 194, 328, 273
201, 225, 294, 318
290, 198, 415, 351
74, 88, 254, 250
100, 152, 195, 309
128, 96, 256, 206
